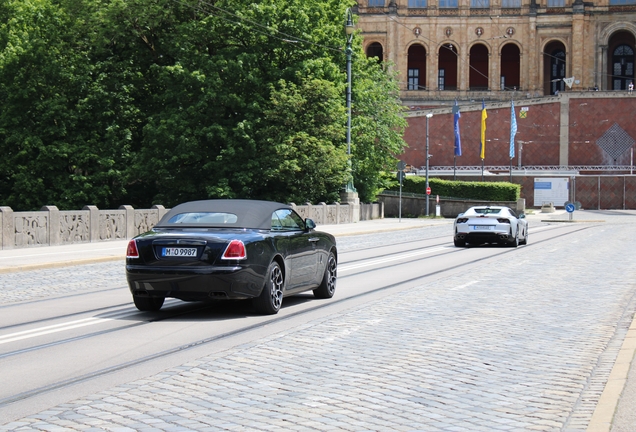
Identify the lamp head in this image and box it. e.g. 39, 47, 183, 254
345, 9, 354, 36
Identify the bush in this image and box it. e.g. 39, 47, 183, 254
391, 177, 520, 201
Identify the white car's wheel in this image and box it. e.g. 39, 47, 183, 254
509, 227, 519, 248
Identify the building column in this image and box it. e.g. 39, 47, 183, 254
600, 45, 608, 90
571, 14, 585, 90
559, 94, 570, 167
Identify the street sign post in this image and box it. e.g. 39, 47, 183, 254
565, 202, 575, 221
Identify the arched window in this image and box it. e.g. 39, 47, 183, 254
551, 51, 566, 94
408, 45, 427, 90
500, 44, 521, 91
469, 44, 489, 90
366, 43, 383, 63
543, 41, 566, 95
612, 45, 634, 90
438, 44, 458, 90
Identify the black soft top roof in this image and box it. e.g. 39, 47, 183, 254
156, 199, 292, 230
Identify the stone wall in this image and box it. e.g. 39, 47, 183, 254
0, 202, 384, 250
0, 205, 169, 250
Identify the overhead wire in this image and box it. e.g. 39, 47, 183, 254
169, 0, 344, 54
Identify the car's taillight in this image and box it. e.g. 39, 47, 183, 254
497, 218, 511, 224
222, 240, 247, 260
126, 239, 139, 258
456, 218, 468, 224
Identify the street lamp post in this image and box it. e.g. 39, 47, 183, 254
344, 8, 355, 192
425, 113, 433, 216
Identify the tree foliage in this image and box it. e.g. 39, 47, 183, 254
0, 0, 406, 210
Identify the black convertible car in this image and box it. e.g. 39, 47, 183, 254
125, 199, 337, 314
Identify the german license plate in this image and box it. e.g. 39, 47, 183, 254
162, 247, 197, 257
471, 225, 493, 231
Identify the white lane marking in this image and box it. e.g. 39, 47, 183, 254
338, 247, 448, 273
0, 246, 125, 260
450, 281, 479, 290
0, 310, 135, 345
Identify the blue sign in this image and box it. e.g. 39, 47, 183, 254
565, 203, 575, 213
534, 182, 552, 190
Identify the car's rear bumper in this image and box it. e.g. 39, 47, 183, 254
126, 265, 265, 301
454, 232, 512, 244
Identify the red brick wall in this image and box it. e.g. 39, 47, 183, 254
569, 98, 636, 165
403, 97, 636, 168
403, 102, 562, 168
402, 96, 636, 209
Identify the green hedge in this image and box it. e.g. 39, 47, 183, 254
389, 177, 520, 201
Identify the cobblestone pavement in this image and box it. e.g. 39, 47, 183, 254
1, 213, 636, 431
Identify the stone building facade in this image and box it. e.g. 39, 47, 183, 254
355, 0, 636, 101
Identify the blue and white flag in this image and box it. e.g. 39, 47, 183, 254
453, 101, 461, 157
509, 100, 517, 159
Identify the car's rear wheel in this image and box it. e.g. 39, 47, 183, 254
509, 227, 519, 248
253, 261, 284, 315
519, 229, 528, 245
314, 251, 337, 299
133, 295, 165, 311
454, 237, 466, 247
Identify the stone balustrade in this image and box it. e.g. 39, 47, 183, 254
0, 201, 383, 250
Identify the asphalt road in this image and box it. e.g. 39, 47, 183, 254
0, 211, 635, 431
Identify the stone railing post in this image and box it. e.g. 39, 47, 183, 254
40, 206, 60, 246
151, 204, 167, 221
517, 198, 526, 213
0, 207, 13, 250
318, 202, 327, 225
83, 205, 100, 242
119, 205, 135, 239
305, 202, 312, 222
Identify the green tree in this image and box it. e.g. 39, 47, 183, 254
0, 0, 145, 210
351, 56, 408, 202
0, 0, 407, 210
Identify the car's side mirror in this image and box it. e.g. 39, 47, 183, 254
519, 214, 526, 219
305, 218, 316, 231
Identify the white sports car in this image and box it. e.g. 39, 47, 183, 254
453, 206, 528, 247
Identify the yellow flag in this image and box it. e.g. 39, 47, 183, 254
480, 101, 487, 159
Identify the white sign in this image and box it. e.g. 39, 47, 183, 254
534, 178, 570, 207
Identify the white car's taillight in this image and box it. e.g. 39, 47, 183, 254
222, 240, 247, 260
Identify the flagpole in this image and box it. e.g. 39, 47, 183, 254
509, 99, 517, 184
453, 100, 461, 181
454, 156, 457, 180
480, 99, 487, 183
509, 157, 513, 182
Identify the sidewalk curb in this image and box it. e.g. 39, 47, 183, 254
587, 314, 636, 431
